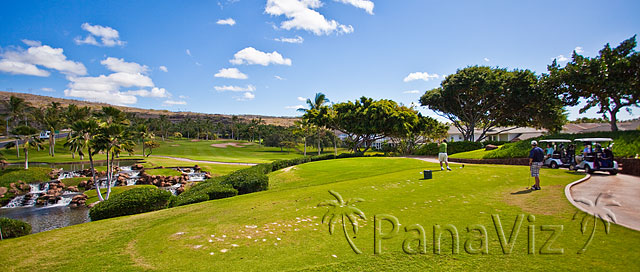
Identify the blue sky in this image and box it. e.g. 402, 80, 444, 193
1, 0, 639, 122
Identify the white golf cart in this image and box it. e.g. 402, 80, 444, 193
539, 139, 573, 169
574, 138, 619, 175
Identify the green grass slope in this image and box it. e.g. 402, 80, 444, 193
0, 157, 638, 271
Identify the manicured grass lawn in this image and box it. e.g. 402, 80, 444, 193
137, 156, 248, 177
143, 168, 182, 176
84, 185, 157, 205
0, 167, 51, 187
147, 138, 338, 163
449, 147, 498, 159
1, 157, 638, 271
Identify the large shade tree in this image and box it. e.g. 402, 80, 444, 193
546, 35, 640, 131
299, 93, 331, 155
331, 97, 443, 152
420, 66, 566, 141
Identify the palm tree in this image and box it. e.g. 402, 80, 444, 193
41, 102, 63, 157
1, 96, 33, 156
94, 122, 135, 199
573, 193, 620, 254
134, 123, 152, 156
158, 115, 170, 141
318, 190, 366, 254
299, 93, 330, 155
67, 119, 102, 200
5, 126, 43, 169
294, 119, 313, 156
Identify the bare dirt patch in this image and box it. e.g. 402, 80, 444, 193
210, 142, 247, 148
170, 144, 180, 147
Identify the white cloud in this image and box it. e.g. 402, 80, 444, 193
554, 55, 570, 62
230, 47, 292, 66
265, 0, 354, 35
179, 95, 188, 99
333, 0, 374, 15
214, 85, 256, 92
159, 66, 168, 72
163, 100, 187, 106
240, 92, 255, 101
403, 90, 420, 94
274, 36, 304, 44
0, 60, 50, 77
403, 72, 439, 82
195, 62, 202, 66
21, 39, 41, 47
275, 75, 286, 80
574, 46, 584, 54
125, 87, 169, 98
0, 42, 87, 76
186, 49, 192, 56
484, 58, 490, 62
214, 68, 248, 79
297, 96, 306, 101
75, 23, 124, 47
285, 104, 304, 109
41, 87, 55, 92
101, 57, 149, 74
217, 18, 236, 26
63, 57, 173, 106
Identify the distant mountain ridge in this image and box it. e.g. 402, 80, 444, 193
0, 91, 298, 126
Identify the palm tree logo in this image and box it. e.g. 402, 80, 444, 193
318, 190, 366, 254
572, 193, 620, 254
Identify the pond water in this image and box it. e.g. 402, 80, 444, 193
1, 162, 205, 234
0, 205, 89, 233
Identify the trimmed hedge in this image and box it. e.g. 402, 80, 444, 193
0, 217, 31, 238
175, 152, 371, 206
483, 130, 640, 159
89, 187, 172, 221
221, 168, 268, 195
415, 141, 484, 156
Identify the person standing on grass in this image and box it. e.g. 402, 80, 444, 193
438, 139, 452, 171
529, 140, 545, 190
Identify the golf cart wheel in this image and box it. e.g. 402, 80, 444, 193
569, 164, 576, 171
609, 170, 618, 175
585, 165, 594, 174
550, 161, 558, 169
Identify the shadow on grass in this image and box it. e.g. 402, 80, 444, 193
511, 189, 534, 195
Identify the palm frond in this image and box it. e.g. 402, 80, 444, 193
328, 190, 345, 205
346, 198, 365, 206
346, 213, 359, 234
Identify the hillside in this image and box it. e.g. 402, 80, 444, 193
0, 91, 298, 126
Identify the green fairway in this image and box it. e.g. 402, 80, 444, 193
1, 157, 638, 271
449, 148, 497, 159
145, 138, 324, 163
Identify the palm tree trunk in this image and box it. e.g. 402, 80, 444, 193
89, 147, 104, 202
304, 137, 307, 156
106, 150, 112, 199
15, 139, 19, 158
24, 147, 28, 170
334, 134, 338, 156
342, 214, 361, 254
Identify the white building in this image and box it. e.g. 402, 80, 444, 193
447, 126, 546, 142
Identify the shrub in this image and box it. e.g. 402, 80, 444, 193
89, 187, 172, 221
482, 131, 640, 159
415, 141, 483, 156
203, 184, 238, 200
0, 217, 31, 238
174, 192, 209, 207
221, 168, 268, 195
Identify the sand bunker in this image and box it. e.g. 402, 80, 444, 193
210, 142, 251, 148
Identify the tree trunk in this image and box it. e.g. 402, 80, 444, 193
142, 139, 145, 157
89, 148, 104, 202
106, 151, 112, 199
334, 134, 338, 156
15, 139, 19, 158
609, 111, 619, 131
304, 137, 307, 156
24, 147, 28, 170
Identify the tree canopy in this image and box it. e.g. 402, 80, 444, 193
420, 66, 566, 141
546, 35, 640, 131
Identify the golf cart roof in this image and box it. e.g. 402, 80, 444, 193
539, 139, 572, 143
574, 138, 614, 142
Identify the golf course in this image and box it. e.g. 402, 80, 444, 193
1, 154, 639, 271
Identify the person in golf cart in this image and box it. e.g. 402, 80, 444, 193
574, 138, 618, 175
